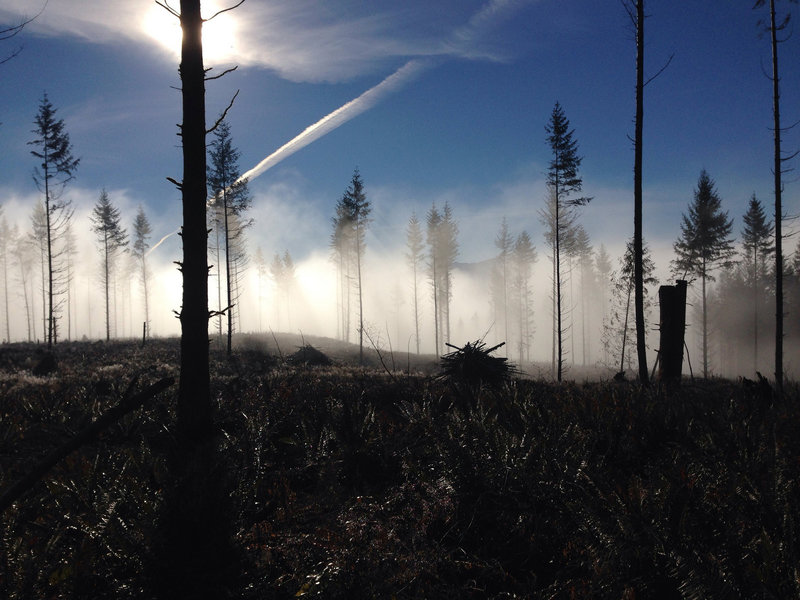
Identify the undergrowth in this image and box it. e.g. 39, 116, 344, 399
0, 340, 798, 598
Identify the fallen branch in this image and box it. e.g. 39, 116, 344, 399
0, 376, 175, 514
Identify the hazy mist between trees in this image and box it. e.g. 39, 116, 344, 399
1, 170, 798, 380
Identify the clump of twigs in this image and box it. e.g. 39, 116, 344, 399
287, 344, 332, 367
439, 340, 517, 397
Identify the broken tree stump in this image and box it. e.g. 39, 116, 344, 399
658, 280, 688, 385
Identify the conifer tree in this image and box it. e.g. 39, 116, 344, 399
672, 170, 735, 378
132, 206, 153, 339
28, 92, 79, 348
544, 102, 590, 381
90, 190, 128, 341
495, 218, 513, 351
406, 212, 424, 354
208, 117, 251, 355
741, 194, 773, 372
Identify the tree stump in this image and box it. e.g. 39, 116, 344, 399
658, 280, 688, 385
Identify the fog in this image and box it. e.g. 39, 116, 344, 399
1, 171, 797, 381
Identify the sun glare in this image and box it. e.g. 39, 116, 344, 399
141, 3, 239, 64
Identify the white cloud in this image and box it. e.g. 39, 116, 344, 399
1, 0, 536, 82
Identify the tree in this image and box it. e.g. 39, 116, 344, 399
511, 230, 537, 363
495, 218, 513, 351
572, 225, 594, 366
603, 237, 657, 375
156, 0, 237, 595
544, 102, 590, 381
10, 224, 35, 341
406, 212, 424, 354
207, 117, 251, 355
426, 202, 458, 355
270, 250, 296, 330
254, 246, 267, 332
132, 206, 153, 339
595, 243, 613, 364
91, 190, 128, 341
331, 169, 371, 361
30, 199, 48, 342
753, 0, 797, 393
28, 92, 80, 348
0, 214, 10, 342
741, 194, 774, 372
672, 170, 735, 378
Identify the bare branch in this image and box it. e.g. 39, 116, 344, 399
644, 53, 674, 87
205, 65, 238, 81
206, 90, 240, 134
155, 0, 180, 19
204, 0, 245, 22
166, 176, 183, 190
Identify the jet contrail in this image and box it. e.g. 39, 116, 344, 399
236, 58, 430, 184
235, 0, 534, 186
146, 229, 180, 257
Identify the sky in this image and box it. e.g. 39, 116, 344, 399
0, 0, 798, 358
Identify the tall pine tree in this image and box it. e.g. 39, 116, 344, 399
544, 102, 590, 381
28, 92, 79, 348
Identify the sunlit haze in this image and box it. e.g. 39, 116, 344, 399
0, 0, 798, 378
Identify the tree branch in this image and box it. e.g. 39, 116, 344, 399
155, 0, 180, 19
205, 65, 238, 82
204, 0, 246, 22
207, 90, 240, 134
644, 53, 674, 87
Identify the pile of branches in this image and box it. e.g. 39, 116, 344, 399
439, 340, 517, 394
287, 344, 332, 367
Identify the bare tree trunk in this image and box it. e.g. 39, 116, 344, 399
156, 1, 231, 597
633, 0, 649, 384
767, 0, 784, 394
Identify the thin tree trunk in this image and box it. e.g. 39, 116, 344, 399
768, 0, 783, 393
223, 194, 233, 355
633, 0, 649, 383
555, 179, 563, 381
104, 233, 110, 341
702, 260, 708, 378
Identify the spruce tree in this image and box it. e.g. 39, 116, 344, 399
208, 117, 251, 355
90, 190, 128, 341
132, 206, 153, 339
28, 92, 79, 348
672, 170, 735, 378
544, 101, 590, 381
406, 212, 424, 354
741, 194, 773, 372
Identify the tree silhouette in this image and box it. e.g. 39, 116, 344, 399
544, 102, 590, 381
511, 230, 537, 363
208, 117, 251, 355
753, 0, 797, 393
132, 206, 153, 339
672, 170, 735, 378
741, 194, 773, 373
406, 212, 424, 354
90, 190, 128, 341
28, 92, 79, 348
155, 0, 240, 595
495, 217, 513, 352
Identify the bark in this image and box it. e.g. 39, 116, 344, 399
657, 280, 687, 385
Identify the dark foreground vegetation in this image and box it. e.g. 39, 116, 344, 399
1, 337, 798, 598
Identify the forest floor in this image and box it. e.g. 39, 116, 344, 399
0, 336, 798, 598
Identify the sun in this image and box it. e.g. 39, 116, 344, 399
141, 3, 240, 65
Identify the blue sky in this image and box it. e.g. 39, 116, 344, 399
0, 0, 798, 346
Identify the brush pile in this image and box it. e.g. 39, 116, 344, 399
439, 340, 516, 391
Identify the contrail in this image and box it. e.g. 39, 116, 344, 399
235, 0, 534, 185
146, 229, 180, 257
236, 58, 429, 185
